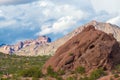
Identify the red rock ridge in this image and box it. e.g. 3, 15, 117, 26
42, 25, 120, 74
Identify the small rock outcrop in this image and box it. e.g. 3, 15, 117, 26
43, 25, 120, 74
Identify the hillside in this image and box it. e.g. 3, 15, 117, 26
42, 25, 120, 80
1, 23, 120, 80
0, 21, 120, 56
0, 52, 50, 79
16, 21, 120, 56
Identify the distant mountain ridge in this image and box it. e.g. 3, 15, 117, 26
0, 36, 51, 54
0, 21, 120, 56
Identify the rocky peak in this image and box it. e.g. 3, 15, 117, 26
37, 36, 51, 43
0, 36, 51, 54
73, 21, 120, 42
82, 25, 95, 32
42, 25, 120, 74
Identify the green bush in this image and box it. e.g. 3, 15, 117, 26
115, 64, 120, 73
114, 74, 119, 78
0, 52, 50, 78
80, 76, 89, 80
118, 78, 120, 80
69, 53, 74, 56
58, 69, 65, 75
0, 78, 10, 80
89, 68, 105, 80
47, 66, 58, 78
1, 79, 8, 80
32, 77, 39, 80
66, 76, 76, 80
110, 77, 114, 80
20, 67, 43, 78
56, 76, 63, 80
75, 66, 85, 74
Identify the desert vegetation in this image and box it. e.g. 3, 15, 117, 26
75, 66, 85, 74
0, 52, 50, 79
1, 50, 120, 80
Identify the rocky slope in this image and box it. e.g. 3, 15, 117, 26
42, 25, 120, 74
1, 21, 120, 56
16, 21, 120, 56
0, 36, 51, 55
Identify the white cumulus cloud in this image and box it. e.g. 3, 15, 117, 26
37, 16, 78, 35
36, 1, 87, 35
90, 0, 120, 14
107, 16, 120, 26
0, 20, 16, 28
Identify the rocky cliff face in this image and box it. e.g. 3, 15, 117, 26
42, 25, 120, 74
0, 36, 51, 54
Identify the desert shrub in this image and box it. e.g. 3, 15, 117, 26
20, 67, 43, 78
118, 78, 120, 80
66, 76, 76, 80
47, 66, 58, 78
89, 68, 105, 80
114, 74, 119, 78
69, 53, 74, 56
111, 70, 116, 74
0, 52, 50, 78
80, 76, 89, 80
58, 69, 65, 75
0, 78, 9, 80
115, 64, 120, 73
75, 66, 85, 74
110, 77, 114, 80
56, 76, 63, 80
32, 77, 39, 80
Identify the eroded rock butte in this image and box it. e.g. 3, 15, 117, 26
43, 25, 120, 74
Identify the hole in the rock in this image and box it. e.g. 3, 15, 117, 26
109, 54, 113, 58
89, 44, 95, 49
65, 57, 74, 65
73, 41, 79, 44
103, 67, 107, 70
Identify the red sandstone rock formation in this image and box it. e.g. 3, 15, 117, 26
42, 25, 120, 74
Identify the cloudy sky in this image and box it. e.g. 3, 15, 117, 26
0, 0, 120, 44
